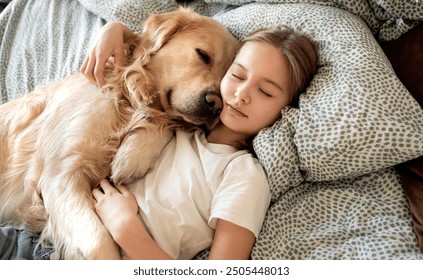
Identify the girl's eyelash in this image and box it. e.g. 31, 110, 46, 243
231, 72, 272, 97
259, 89, 272, 97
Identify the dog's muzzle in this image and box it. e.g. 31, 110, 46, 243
171, 88, 223, 130
203, 89, 222, 118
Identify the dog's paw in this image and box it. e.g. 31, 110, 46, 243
110, 148, 152, 185
110, 127, 173, 185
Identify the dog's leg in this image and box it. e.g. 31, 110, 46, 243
110, 124, 173, 186
37, 134, 122, 259
39, 174, 121, 260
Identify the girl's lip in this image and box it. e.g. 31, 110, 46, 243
227, 103, 247, 117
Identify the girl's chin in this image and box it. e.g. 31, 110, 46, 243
220, 115, 258, 137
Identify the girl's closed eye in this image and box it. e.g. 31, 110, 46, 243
231, 73, 242, 80
258, 82, 281, 98
259, 79, 284, 98
231, 70, 245, 80
230, 63, 247, 80
258, 88, 272, 97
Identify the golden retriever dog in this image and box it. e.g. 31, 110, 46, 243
0, 8, 239, 259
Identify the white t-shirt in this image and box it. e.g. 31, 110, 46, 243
127, 129, 271, 259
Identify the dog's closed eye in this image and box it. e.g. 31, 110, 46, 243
196, 48, 211, 65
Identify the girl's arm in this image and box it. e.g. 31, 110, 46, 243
80, 22, 136, 87
113, 213, 174, 260
93, 180, 255, 259
114, 216, 255, 260
208, 219, 256, 260
92, 179, 173, 259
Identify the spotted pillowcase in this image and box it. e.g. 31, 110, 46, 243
209, 2, 423, 260
211, 3, 423, 200
206, 0, 423, 40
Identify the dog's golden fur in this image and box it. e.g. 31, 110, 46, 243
0, 8, 239, 259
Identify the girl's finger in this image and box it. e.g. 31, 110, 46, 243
80, 54, 89, 73
99, 179, 115, 194
83, 50, 98, 84
93, 57, 106, 88
115, 184, 130, 196
92, 187, 103, 201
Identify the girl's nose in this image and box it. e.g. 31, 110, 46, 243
234, 84, 251, 104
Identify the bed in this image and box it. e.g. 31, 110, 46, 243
1, 0, 422, 260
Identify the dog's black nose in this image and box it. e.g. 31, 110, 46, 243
204, 90, 222, 116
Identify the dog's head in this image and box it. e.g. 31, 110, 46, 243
121, 8, 240, 130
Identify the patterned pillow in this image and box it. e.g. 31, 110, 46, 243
214, 3, 423, 183
206, 0, 423, 40
253, 108, 303, 203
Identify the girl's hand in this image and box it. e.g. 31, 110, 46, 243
92, 179, 172, 259
80, 22, 131, 88
92, 179, 139, 239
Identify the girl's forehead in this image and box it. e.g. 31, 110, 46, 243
235, 41, 283, 67
237, 41, 278, 58
239, 40, 261, 52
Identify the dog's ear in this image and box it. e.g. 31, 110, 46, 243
122, 9, 195, 109
136, 8, 194, 65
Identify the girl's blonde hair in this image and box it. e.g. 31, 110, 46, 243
241, 27, 319, 107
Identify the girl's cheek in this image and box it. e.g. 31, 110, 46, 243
220, 78, 233, 100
